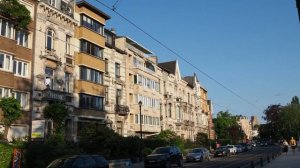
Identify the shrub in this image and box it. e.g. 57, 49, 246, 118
0, 142, 14, 168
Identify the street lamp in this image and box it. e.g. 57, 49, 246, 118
138, 101, 143, 161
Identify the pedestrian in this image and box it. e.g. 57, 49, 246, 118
290, 137, 296, 155
283, 139, 289, 155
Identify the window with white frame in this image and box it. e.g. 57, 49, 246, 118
0, 52, 13, 71
48, 0, 56, 7
13, 91, 28, 109
0, 19, 14, 39
66, 35, 71, 55
0, 87, 12, 98
13, 60, 28, 77
46, 28, 55, 51
16, 30, 29, 47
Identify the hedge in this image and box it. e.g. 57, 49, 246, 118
0, 142, 13, 168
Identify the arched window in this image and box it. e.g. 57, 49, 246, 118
46, 28, 55, 51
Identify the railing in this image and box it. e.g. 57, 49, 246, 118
42, 89, 73, 102
115, 105, 130, 116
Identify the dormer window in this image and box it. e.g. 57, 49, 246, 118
46, 28, 55, 51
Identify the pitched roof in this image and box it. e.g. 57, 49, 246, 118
183, 76, 194, 88
158, 60, 177, 74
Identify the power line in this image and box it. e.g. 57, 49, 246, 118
93, 0, 261, 112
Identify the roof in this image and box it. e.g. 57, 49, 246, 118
183, 76, 194, 88
158, 60, 177, 74
120, 36, 152, 54
76, 0, 111, 20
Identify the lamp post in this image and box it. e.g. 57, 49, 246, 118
138, 101, 143, 161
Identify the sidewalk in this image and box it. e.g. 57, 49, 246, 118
264, 147, 300, 168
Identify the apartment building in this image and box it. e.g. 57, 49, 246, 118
103, 29, 129, 136
238, 116, 252, 140
72, 0, 110, 140
32, 0, 78, 139
0, 0, 36, 141
114, 37, 162, 137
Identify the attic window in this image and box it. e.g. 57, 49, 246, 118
145, 61, 155, 72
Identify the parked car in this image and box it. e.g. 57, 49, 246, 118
226, 145, 237, 154
186, 147, 210, 162
214, 146, 230, 157
237, 143, 248, 152
235, 145, 243, 153
46, 155, 109, 168
144, 146, 183, 168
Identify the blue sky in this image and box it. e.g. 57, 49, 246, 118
89, 0, 300, 121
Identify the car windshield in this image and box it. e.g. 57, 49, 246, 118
152, 147, 170, 154
47, 157, 76, 168
190, 149, 202, 153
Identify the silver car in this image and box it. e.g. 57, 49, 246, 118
186, 147, 210, 162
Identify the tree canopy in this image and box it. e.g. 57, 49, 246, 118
43, 103, 69, 132
0, 0, 31, 29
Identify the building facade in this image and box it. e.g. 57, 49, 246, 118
0, 0, 36, 141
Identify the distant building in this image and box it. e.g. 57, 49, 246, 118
237, 116, 252, 140
251, 116, 259, 128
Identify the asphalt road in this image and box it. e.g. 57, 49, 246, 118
183, 146, 282, 168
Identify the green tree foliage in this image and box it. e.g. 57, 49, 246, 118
260, 96, 300, 140
43, 103, 69, 133
0, 97, 22, 140
195, 132, 209, 147
213, 111, 243, 144
148, 130, 184, 150
0, 0, 31, 29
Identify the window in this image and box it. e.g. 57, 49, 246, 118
116, 89, 121, 105
46, 28, 55, 51
66, 35, 71, 55
105, 32, 113, 45
48, 0, 55, 7
65, 72, 71, 93
45, 67, 54, 89
16, 30, 29, 47
0, 87, 11, 98
81, 14, 104, 35
0, 19, 13, 39
13, 60, 28, 77
168, 103, 172, 118
115, 63, 120, 79
79, 93, 104, 110
80, 66, 103, 84
0, 53, 13, 71
80, 40, 103, 58
13, 91, 28, 109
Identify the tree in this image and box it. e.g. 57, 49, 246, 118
291, 96, 300, 105
195, 132, 209, 147
0, 97, 22, 140
213, 111, 240, 140
43, 103, 69, 133
0, 0, 31, 29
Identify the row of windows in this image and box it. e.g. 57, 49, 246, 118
135, 114, 160, 126
80, 39, 103, 58
0, 19, 29, 47
80, 66, 103, 84
0, 53, 29, 77
79, 93, 104, 110
134, 74, 160, 91
0, 87, 29, 109
81, 14, 104, 35
136, 94, 160, 109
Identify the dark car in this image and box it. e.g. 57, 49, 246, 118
214, 146, 230, 157
144, 146, 183, 168
46, 155, 109, 168
186, 147, 210, 162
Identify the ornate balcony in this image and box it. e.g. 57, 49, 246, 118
115, 105, 130, 116
34, 89, 73, 102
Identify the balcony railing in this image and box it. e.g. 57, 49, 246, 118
115, 105, 130, 116
42, 89, 73, 102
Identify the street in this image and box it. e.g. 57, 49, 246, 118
183, 146, 282, 168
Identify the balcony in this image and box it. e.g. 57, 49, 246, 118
115, 105, 130, 116
40, 89, 72, 102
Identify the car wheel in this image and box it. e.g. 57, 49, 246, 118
199, 156, 203, 162
178, 158, 183, 167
